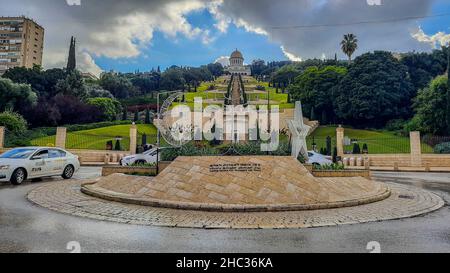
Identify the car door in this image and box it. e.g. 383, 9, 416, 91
48, 149, 66, 175
29, 149, 51, 178
145, 149, 160, 164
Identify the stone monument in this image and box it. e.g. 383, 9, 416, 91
288, 101, 311, 160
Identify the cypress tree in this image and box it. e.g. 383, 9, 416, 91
310, 107, 316, 121
114, 140, 121, 151
352, 143, 361, 154
134, 111, 139, 122
321, 110, 328, 125
67, 36, 76, 72
362, 143, 369, 154
122, 108, 128, 120
145, 109, 151, 124
326, 136, 332, 156
332, 147, 338, 163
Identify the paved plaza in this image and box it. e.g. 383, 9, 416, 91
0, 168, 449, 252
27, 172, 443, 229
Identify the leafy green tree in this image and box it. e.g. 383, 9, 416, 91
341, 34, 358, 64
87, 97, 122, 121
271, 65, 300, 86
55, 71, 87, 99
160, 67, 186, 91
2, 66, 67, 98
335, 52, 414, 128
290, 66, 347, 124
134, 111, 139, 122
0, 111, 27, 133
400, 48, 448, 92
206, 63, 224, 77
86, 85, 114, 98
100, 73, 136, 99
408, 75, 448, 135
0, 78, 37, 112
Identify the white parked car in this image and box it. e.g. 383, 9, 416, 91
0, 147, 80, 185
120, 147, 162, 166
307, 151, 333, 167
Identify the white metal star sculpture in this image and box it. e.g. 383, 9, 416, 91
288, 101, 311, 160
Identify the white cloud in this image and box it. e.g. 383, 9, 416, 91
215, 56, 230, 66
209, 0, 436, 60
412, 27, 450, 49
281, 46, 302, 62
4, 0, 215, 75
4, 0, 443, 75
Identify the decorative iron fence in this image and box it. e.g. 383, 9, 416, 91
342, 137, 411, 154
4, 128, 57, 148
306, 136, 336, 155
421, 135, 450, 154
65, 133, 130, 151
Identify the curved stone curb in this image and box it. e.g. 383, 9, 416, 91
27, 181, 445, 229
81, 181, 392, 212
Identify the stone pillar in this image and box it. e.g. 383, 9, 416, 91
55, 127, 67, 148
129, 123, 137, 154
0, 126, 5, 149
336, 125, 345, 157
410, 131, 422, 167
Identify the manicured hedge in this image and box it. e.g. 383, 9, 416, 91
434, 142, 450, 154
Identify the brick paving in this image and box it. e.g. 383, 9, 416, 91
83, 156, 390, 212
27, 180, 444, 229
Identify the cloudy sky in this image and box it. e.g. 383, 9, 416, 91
1, 0, 450, 76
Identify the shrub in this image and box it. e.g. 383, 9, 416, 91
352, 143, 361, 154
114, 139, 122, 151
0, 111, 27, 133
65, 120, 138, 132
87, 97, 122, 121
385, 119, 407, 132
313, 163, 345, 171
362, 143, 369, 154
434, 142, 450, 154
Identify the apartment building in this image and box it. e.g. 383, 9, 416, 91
0, 16, 44, 75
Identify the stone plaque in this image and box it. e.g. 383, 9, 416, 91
209, 163, 261, 173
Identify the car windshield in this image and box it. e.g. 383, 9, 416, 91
0, 148, 37, 159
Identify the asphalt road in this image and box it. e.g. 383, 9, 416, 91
0, 168, 449, 253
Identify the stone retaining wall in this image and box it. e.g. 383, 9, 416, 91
344, 154, 450, 171
102, 161, 171, 176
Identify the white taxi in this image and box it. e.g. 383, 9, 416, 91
0, 147, 80, 185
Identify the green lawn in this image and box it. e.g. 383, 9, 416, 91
31, 124, 158, 151
183, 76, 294, 109
308, 126, 433, 154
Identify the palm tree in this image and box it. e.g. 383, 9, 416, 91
341, 34, 358, 64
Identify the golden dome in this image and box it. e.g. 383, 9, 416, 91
230, 49, 243, 59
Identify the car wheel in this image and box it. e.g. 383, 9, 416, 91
10, 168, 27, 185
62, 165, 75, 179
